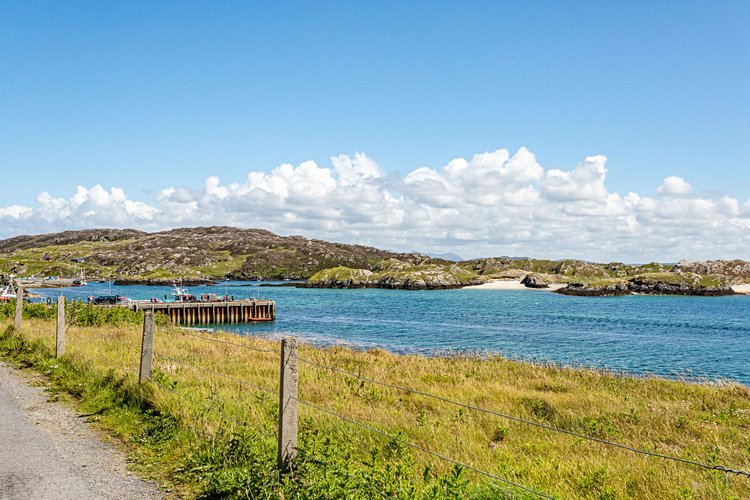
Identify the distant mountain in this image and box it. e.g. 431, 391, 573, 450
425, 252, 464, 262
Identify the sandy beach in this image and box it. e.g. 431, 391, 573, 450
463, 279, 566, 291
732, 285, 750, 294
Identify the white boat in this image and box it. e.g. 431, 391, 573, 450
0, 283, 17, 301
171, 283, 196, 303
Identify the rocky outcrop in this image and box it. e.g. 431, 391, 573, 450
521, 273, 552, 289
305, 262, 486, 290
557, 273, 734, 297
672, 260, 750, 285
556, 281, 630, 296
628, 277, 733, 296
300, 268, 375, 288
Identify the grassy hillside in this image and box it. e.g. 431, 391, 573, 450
0, 227, 425, 283
2, 312, 748, 498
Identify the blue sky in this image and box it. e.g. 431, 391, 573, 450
1, 1, 749, 260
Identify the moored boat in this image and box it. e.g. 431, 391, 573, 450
0, 283, 16, 301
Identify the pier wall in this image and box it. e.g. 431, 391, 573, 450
130, 300, 275, 325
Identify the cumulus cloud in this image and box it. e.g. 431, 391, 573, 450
658, 176, 693, 196
0, 205, 32, 219
1, 148, 749, 262
541, 155, 608, 202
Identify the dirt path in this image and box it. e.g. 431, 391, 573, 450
0, 362, 163, 500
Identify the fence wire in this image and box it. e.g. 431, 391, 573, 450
295, 397, 554, 499
177, 330, 278, 354
154, 352, 277, 395
298, 356, 750, 478
80, 332, 140, 350
152, 376, 275, 439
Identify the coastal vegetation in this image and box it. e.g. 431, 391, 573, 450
1, 311, 748, 498
306, 259, 485, 289
2, 227, 750, 295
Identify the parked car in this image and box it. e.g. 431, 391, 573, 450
93, 295, 122, 305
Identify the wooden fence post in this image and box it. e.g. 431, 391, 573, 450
139, 311, 155, 383
278, 337, 298, 473
56, 296, 65, 358
14, 285, 23, 330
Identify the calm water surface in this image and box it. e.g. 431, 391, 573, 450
33, 281, 750, 385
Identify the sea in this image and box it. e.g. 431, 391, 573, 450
31, 280, 750, 386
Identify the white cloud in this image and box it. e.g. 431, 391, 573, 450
658, 176, 692, 196
0, 205, 33, 219
541, 155, 608, 202
1, 149, 749, 262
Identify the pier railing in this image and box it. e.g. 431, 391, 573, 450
10, 300, 750, 498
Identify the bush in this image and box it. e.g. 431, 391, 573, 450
0, 300, 55, 321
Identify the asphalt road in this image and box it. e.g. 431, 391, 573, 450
0, 362, 163, 500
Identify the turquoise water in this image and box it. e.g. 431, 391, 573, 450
33, 281, 750, 385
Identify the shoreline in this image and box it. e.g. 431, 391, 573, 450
463, 279, 565, 291
464, 279, 750, 295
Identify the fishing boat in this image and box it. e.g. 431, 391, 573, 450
171, 283, 197, 303
75, 268, 88, 286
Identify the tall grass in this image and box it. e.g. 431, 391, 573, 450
1, 316, 748, 499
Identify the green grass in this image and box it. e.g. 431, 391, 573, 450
192, 252, 249, 276
1, 315, 749, 498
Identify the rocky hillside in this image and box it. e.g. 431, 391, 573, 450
671, 259, 750, 285
0, 227, 425, 283
556, 272, 734, 297
305, 258, 486, 290
0, 229, 144, 253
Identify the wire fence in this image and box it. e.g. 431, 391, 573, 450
158, 329, 750, 491
178, 330, 278, 354
154, 351, 277, 396
297, 356, 750, 478
295, 396, 555, 499
22, 301, 750, 499
154, 330, 557, 497
151, 375, 275, 439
